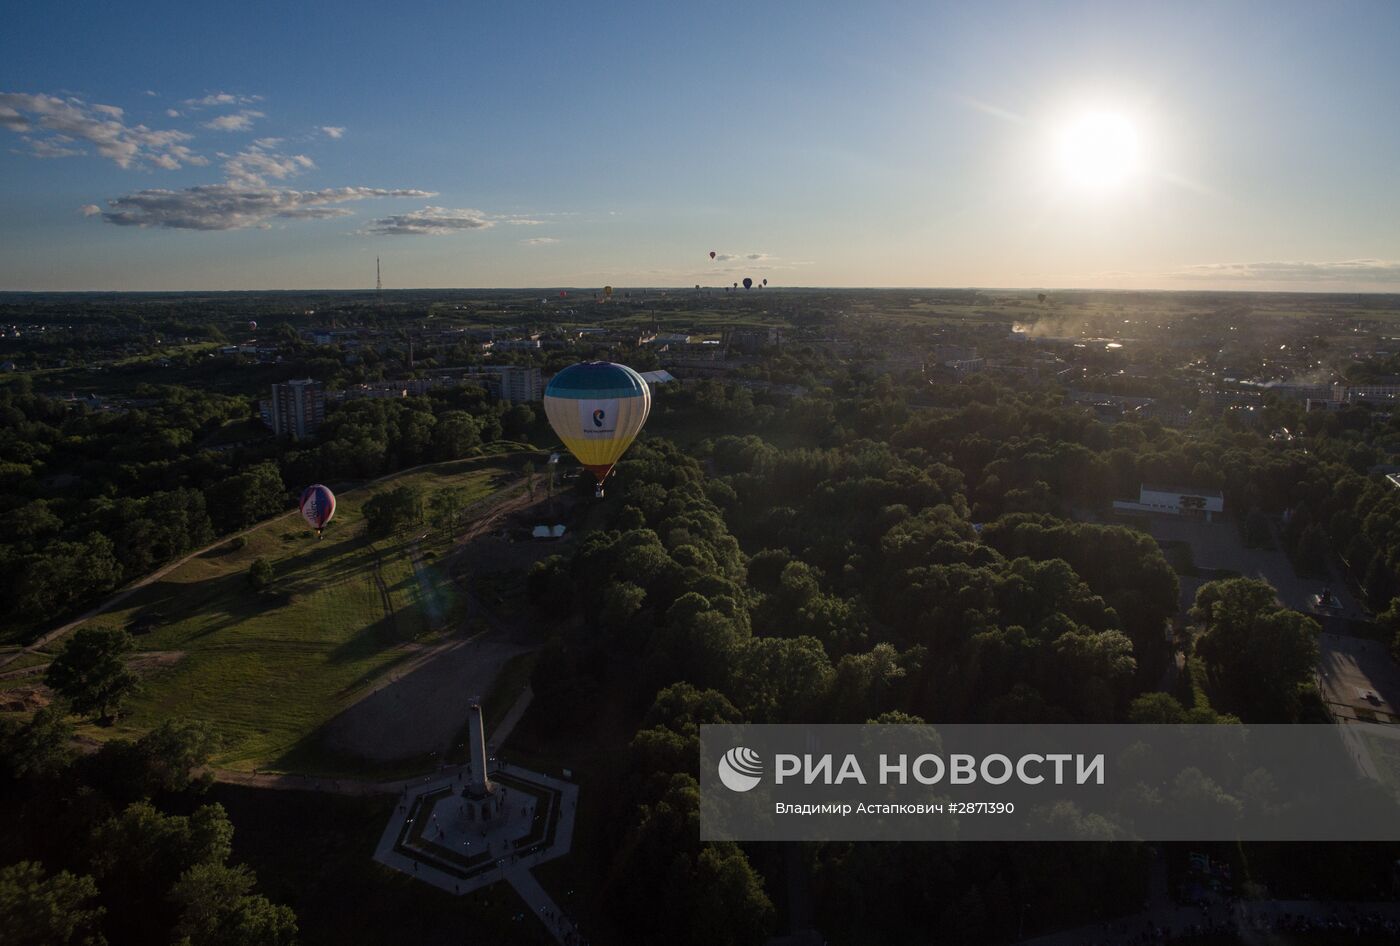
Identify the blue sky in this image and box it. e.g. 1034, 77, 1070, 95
2, 0, 1398, 291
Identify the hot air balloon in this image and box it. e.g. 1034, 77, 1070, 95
559, 290, 568, 298
603, 285, 613, 299
732, 282, 738, 289
300, 484, 336, 538
762, 278, 767, 287
248, 320, 258, 331
1037, 292, 1047, 304
709, 250, 716, 260
743, 277, 753, 289
543, 362, 651, 498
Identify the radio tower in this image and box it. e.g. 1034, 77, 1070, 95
376, 257, 382, 294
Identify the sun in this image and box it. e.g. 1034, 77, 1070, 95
1055, 111, 1142, 190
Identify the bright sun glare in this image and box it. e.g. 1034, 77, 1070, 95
1055, 111, 1142, 191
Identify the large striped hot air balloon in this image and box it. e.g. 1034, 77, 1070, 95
299, 484, 336, 538
543, 362, 651, 498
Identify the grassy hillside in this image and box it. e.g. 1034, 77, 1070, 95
66, 455, 519, 771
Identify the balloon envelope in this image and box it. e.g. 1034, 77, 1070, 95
248, 320, 257, 331
543, 362, 651, 492
299, 484, 336, 532
709, 250, 716, 260
762, 278, 767, 286
603, 285, 613, 297
743, 277, 753, 289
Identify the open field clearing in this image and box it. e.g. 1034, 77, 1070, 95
65, 455, 524, 772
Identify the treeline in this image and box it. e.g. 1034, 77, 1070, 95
525, 437, 1171, 943
0, 710, 295, 946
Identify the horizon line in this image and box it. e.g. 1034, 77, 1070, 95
3, 285, 1400, 297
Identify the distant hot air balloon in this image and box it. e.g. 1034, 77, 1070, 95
544, 362, 651, 499
743, 277, 753, 289
762, 278, 767, 286
1037, 292, 1047, 304
559, 290, 568, 298
299, 484, 336, 539
695, 284, 701, 290
248, 320, 257, 331
603, 285, 613, 298
709, 250, 717, 260
732, 282, 738, 289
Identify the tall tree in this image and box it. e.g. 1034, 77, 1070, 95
169, 863, 297, 946
0, 861, 105, 946
362, 484, 424, 536
44, 628, 138, 721
0, 705, 76, 780
1192, 578, 1319, 721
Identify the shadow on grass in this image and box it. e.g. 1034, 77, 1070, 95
324, 611, 422, 665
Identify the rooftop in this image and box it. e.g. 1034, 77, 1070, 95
1142, 483, 1224, 499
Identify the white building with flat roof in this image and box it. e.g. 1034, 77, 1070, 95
1113, 484, 1224, 522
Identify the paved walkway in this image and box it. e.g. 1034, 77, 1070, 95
488, 685, 535, 750
510, 866, 582, 945
372, 763, 581, 944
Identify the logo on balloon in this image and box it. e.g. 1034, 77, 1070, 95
592, 409, 605, 428
718, 747, 764, 793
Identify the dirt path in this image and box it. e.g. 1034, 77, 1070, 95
0, 509, 301, 670
0, 450, 541, 672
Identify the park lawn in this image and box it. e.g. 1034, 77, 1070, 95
111, 340, 222, 366
74, 457, 512, 771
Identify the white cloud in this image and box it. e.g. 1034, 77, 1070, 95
165, 108, 181, 118
496, 214, 544, 225
203, 109, 263, 132
223, 147, 315, 186
183, 92, 261, 108
364, 206, 496, 235
94, 184, 436, 230
1170, 259, 1400, 283
714, 251, 772, 262
522, 236, 558, 245
80, 204, 101, 216
252, 137, 283, 148
22, 135, 82, 158
0, 91, 202, 169
144, 90, 158, 97
320, 126, 345, 139
0, 105, 28, 132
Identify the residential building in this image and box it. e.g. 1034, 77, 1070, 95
267, 379, 325, 440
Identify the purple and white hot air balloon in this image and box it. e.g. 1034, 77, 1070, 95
299, 484, 336, 538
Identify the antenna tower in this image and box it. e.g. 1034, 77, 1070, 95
376, 257, 382, 294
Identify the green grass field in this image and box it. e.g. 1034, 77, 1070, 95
73, 455, 520, 771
